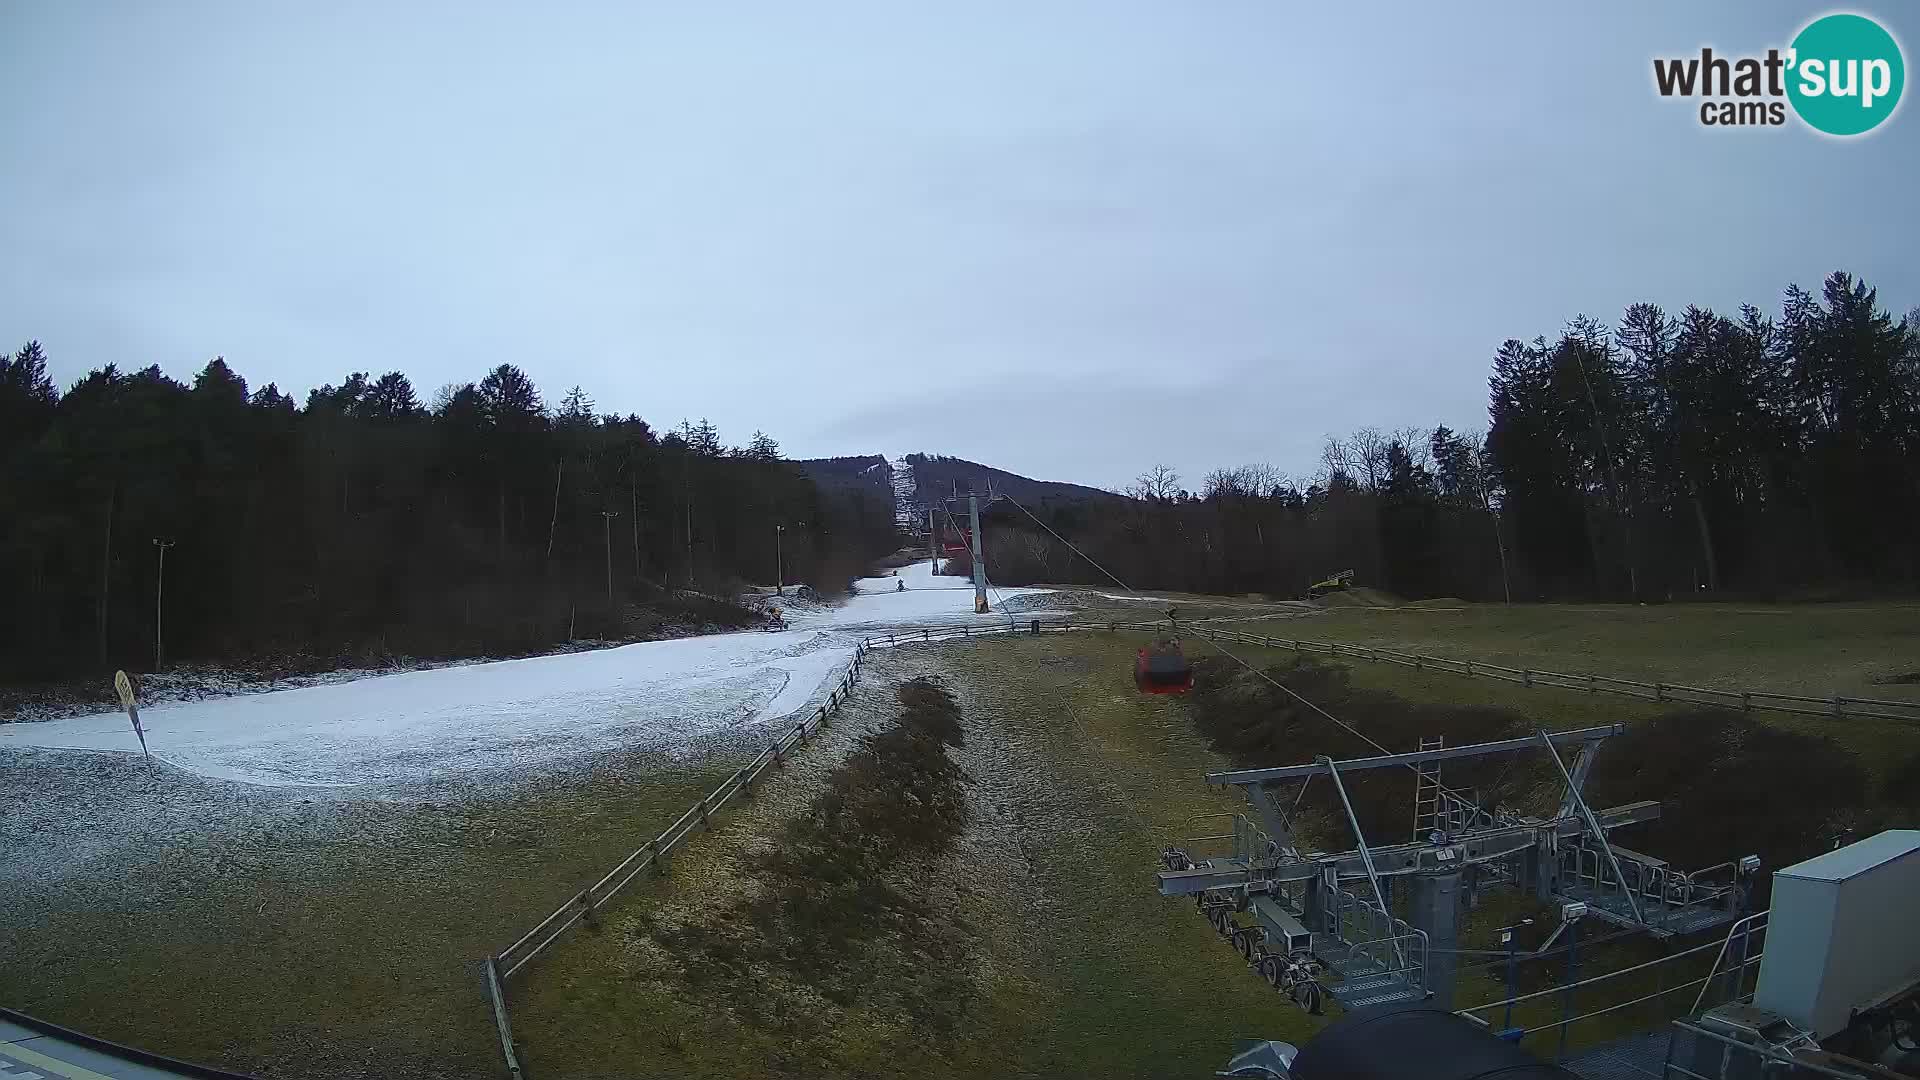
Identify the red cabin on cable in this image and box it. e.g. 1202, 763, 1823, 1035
1135, 639, 1194, 695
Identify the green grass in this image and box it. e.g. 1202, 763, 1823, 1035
938, 639, 1318, 1076
510, 639, 1318, 1079
508, 605, 1920, 1076
1, 754, 743, 1079
1182, 630, 1920, 788
23, 599, 1904, 1076
1297, 600, 1920, 701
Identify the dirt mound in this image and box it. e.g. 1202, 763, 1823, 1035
635, 678, 976, 1072
1186, 655, 1534, 839
1588, 711, 1870, 894
1186, 656, 1878, 893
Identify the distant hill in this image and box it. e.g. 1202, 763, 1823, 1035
796, 452, 1123, 537
901, 453, 1120, 510
795, 454, 894, 502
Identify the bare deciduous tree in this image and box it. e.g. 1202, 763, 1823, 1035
1128, 463, 1182, 503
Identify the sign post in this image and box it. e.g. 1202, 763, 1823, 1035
113, 669, 150, 763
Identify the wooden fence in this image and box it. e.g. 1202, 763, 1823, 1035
1184, 625, 1920, 724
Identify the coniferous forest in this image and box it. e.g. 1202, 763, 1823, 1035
4, 271, 1915, 683
968, 272, 1920, 602
0, 355, 899, 683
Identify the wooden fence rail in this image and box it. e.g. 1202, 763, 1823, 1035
1184, 626, 1920, 725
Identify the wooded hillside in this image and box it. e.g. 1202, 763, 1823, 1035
0, 356, 898, 682
981, 272, 1919, 602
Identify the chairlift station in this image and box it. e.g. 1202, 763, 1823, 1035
1157, 723, 1762, 1012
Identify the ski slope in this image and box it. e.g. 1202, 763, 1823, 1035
0, 561, 1051, 788
804, 556, 1044, 629
888, 454, 919, 530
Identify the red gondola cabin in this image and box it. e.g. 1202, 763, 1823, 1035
1135, 640, 1194, 694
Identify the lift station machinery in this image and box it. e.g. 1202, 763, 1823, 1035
1158, 724, 1763, 1013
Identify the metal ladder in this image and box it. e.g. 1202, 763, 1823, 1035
1412, 735, 1444, 841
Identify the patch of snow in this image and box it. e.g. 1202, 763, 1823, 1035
1, 553, 1065, 792
1096, 593, 1177, 604
811, 558, 1063, 632
1, 631, 856, 788
889, 455, 920, 530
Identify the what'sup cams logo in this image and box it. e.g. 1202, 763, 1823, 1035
1653, 12, 1904, 136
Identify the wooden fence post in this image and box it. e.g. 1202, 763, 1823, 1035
486, 957, 525, 1079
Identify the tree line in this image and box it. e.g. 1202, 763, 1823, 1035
972, 271, 1919, 602
0, 351, 898, 682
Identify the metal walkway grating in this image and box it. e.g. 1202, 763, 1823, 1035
1562, 1030, 1673, 1080
1318, 939, 1425, 1008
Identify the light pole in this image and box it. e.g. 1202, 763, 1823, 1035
775, 524, 785, 595
151, 538, 175, 671
1557, 902, 1587, 1062
599, 511, 620, 612
969, 493, 988, 613
1497, 917, 1534, 1034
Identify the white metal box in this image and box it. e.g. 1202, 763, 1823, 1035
1753, 829, 1920, 1039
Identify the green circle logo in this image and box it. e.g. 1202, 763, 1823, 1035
1787, 13, 1905, 136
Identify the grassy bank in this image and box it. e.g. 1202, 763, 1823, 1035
1296, 600, 1920, 702
0, 749, 746, 1080
1183, 629, 1920, 789
510, 640, 1312, 1079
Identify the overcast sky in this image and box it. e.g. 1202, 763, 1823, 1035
4, 3, 1915, 490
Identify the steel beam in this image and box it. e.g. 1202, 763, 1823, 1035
1537, 729, 1645, 926
1155, 801, 1660, 897
1207, 724, 1625, 787
1244, 783, 1299, 857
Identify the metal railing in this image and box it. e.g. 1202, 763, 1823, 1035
1458, 913, 1772, 1065
1690, 910, 1768, 1014
1556, 841, 1744, 933
1326, 887, 1429, 993
1182, 626, 1920, 725
1663, 1018, 1874, 1080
